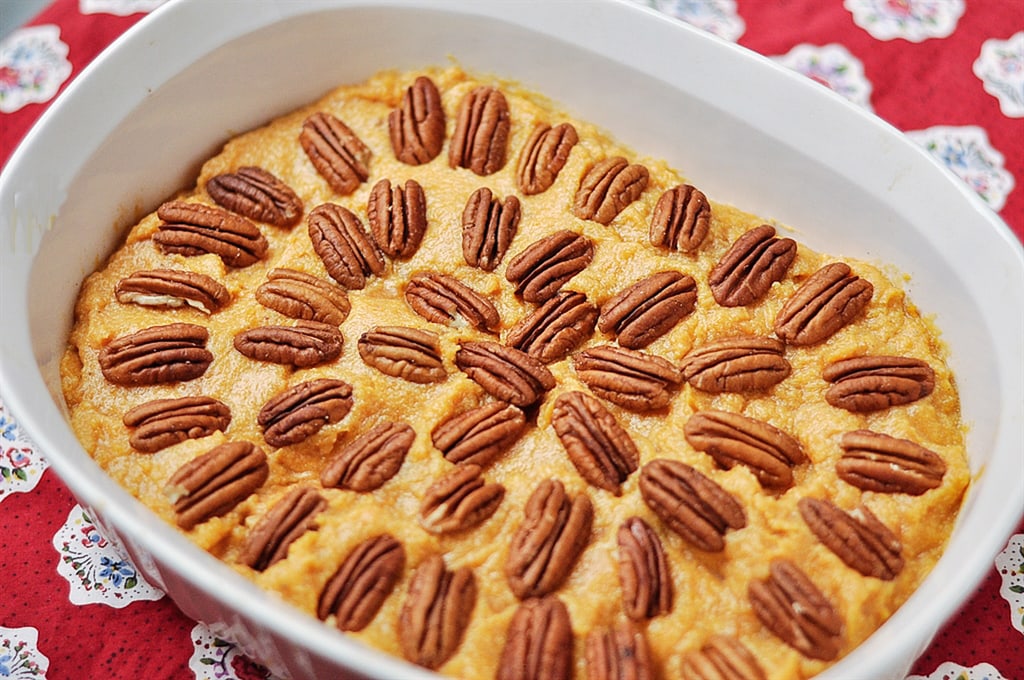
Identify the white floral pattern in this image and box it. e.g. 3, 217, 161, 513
845, 0, 964, 42
0, 398, 47, 501
80, 0, 168, 16
772, 43, 874, 110
905, 125, 1015, 211
995, 533, 1024, 635
973, 32, 1024, 118
634, 0, 745, 41
189, 623, 278, 680
0, 24, 72, 114
906, 661, 1009, 680
0, 627, 48, 679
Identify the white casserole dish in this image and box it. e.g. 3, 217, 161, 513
1, 1, 1022, 678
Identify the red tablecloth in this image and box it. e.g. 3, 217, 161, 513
1, 1, 1022, 679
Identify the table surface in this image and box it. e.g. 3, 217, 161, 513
1, 1, 1022, 679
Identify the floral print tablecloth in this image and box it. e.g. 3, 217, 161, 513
1, 1, 1022, 679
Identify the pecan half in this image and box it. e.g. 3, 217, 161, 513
318, 534, 405, 632
405, 272, 500, 332
837, 429, 946, 495
115, 269, 230, 315
255, 268, 350, 326
357, 326, 446, 384
505, 230, 594, 303
649, 184, 711, 253
257, 378, 353, 447
506, 479, 593, 599
506, 290, 598, 364
497, 596, 573, 680
389, 75, 446, 165
164, 441, 269, 530
638, 459, 746, 552
448, 85, 510, 176
320, 421, 415, 492
367, 178, 427, 259
240, 485, 327, 571
823, 355, 936, 412
552, 391, 639, 495
774, 262, 874, 346
572, 156, 649, 225
431, 401, 527, 468
99, 323, 212, 386
420, 463, 505, 534
708, 224, 797, 307
598, 270, 698, 349
155, 201, 268, 267
307, 202, 386, 290
679, 336, 791, 393
398, 555, 477, 669
206, 166, 303, 227
679, 635, 766, 680
572, 344, 681, 412
617, 516, 672, 620
748, 558, 843, 661
585, 623, 655, 680
455, 341, 556, 407
299, 111, 371, 195
516, 122, 579, 195
462, 187, 521, 271
799, 497, 904, 580
123, 395, 231, 453
233, 321, 343, 368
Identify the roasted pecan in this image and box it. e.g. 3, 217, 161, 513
389, 75, 446, 165
99, 323, 213, 386
617, 516, 672, 620
123, 395, 231, 453
115, 268, 230, 314
320, 421, 415, 492
164, 441, 269, 530
497, 596, 573, 680
405, 272, 500, 332
572, 344, 681, 412
398, 555, 477, 669
649, 184, 711, 253
367, 178, 427, 259
683, 410, 807, 491
257, 378, 353, 447
708, 224, 797, 307
679, 635, 766, 680
798, 497, 904, 580
233, 321, 343, 368
597, 270, 698, 349
462, 187, 521, 271
505, 230, 594, 303
638, 459, 746, 552
448, 85, 510, 176
585, 623, 655, 680
506, 479, 593, 599
307, 202, 386, 290
239, 485, 327, 571
420, 463, 505, 534
357, 326, 446, 384
572, 157, 649, 225
255, 268, 350, 326
317, 534, 405, 632
679, 336, 791, 393
774, 262, 874, 346
516, 122, 579, 195
552, 391, 640, 495
836, 429, 946, 495
506, 290, 598, 364
455, 341, 556, 407
206, 166, 303, 227
823, 355, 936, 412
748, 558, 843, 661
431, 401, 527, 468
155, 201, 268, 267
299, 111, 372, 195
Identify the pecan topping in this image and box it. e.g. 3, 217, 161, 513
99, 323, 212, 386
823, 355, 936, 412
431, 401, 527, 468
233, 321, 343, 368
798, 497, 904, 580
597, 270, 698, 349
455, 341, 556, 407
420, 463, 505, 534
299, 111, 371, 195
649, 184, 711, 253
638, 459, 746, 552
497, 596, 573, 680
679, 635, 766, 680
516, 122, 579, 195
240, 486, 327, 571
572, 156, 649, 225
837, 429, 946, 495
774, 262, 874, 346
552, 391, 640, 495
307, 202, 386, 290
164, 441, 269, 530
617, 516, 672, 620
257, 378, 353, 447
708, 224, 797, 307
357, 326, 446, 384
506, 290, 598, 364
389, 75, 445, 165
206, 166, 303, 227
448, 85, 510, 176
572, 344, 681, 411
255, 268, 350, 326
320, 421, 415, 492
679, 336, 791, 393
398, 555, 477, 669
505, 230, 595, 304
123, 396, 231, 453
154, 201, 268, 267
318, 534, 405, 632
405, 272, 500, 332
367, 178, 427, 259
462, 187, 521, 271
115, 268, 230, 314
506, 479, 593, 599
683, 410, 807, 491
748, 559, 843, 661
585, 623, 655, 680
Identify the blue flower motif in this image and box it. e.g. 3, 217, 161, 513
98, 556, 136, 588
0, 415, 17, 441
0, 652, 12, 677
